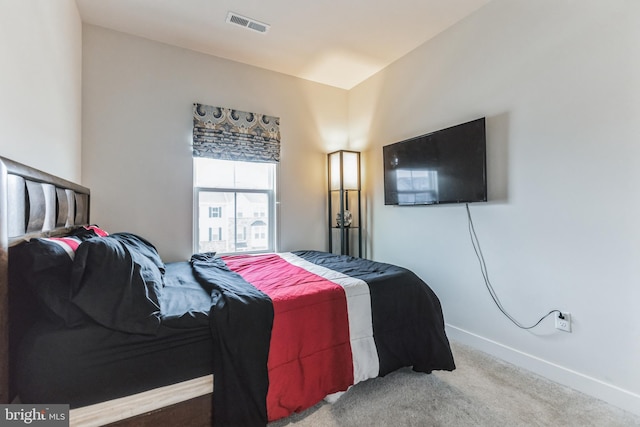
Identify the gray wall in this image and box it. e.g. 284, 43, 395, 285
0, 0, 82, 182
82, 25, 348, 262
5, 0, 639, 416
349, 0, 640, 415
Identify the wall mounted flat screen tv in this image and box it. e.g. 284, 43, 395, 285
383, 117, 487, 205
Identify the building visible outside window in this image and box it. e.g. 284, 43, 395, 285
194, 158, 276, 254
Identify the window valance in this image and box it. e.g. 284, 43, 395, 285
192, 103, 280, 163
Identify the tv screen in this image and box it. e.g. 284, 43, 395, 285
383, 117, 487, 205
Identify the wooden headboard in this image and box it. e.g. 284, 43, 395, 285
0, 156, 90, 403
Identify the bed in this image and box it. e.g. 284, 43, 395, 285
0, 156, 455, 426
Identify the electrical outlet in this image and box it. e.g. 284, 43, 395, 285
555, 312, 571, 332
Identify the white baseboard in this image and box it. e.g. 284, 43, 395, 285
446, 324, 640, 417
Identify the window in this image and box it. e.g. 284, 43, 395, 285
237, 226, 247, 241
194, 158, 276, 254
252, 221, 267, 241
208, 227, 222, 241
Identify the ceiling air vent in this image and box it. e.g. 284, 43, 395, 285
226, 12, 270, 34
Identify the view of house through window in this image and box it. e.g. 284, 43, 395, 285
194, 158, 276, 254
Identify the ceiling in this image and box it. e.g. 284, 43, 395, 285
76, 0, 492, 90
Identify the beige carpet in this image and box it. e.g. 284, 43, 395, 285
269, 341, 640, 427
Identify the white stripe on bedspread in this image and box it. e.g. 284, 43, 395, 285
278, 252, 380, 384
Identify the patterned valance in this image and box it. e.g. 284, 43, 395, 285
193, 103, 280, 163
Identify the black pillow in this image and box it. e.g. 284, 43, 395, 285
9, 237, 88, 326
70, 234, 163, 335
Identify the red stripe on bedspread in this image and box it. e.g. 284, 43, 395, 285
223, 254, 354, 421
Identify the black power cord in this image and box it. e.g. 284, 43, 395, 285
466, 203, 561, 330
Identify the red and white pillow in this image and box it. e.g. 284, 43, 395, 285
44, 225, 109, 259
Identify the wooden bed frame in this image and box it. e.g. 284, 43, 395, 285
0, 157, 213, 426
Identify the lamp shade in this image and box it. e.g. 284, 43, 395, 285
328, 150, 360, 191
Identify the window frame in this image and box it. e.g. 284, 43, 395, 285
193, 160, 278, 256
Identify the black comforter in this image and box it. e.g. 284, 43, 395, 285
13, 239, 454, 427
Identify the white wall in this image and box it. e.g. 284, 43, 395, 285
0, 0, 82, 182
349, 0, 640, 415
82, 25, 348, 262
